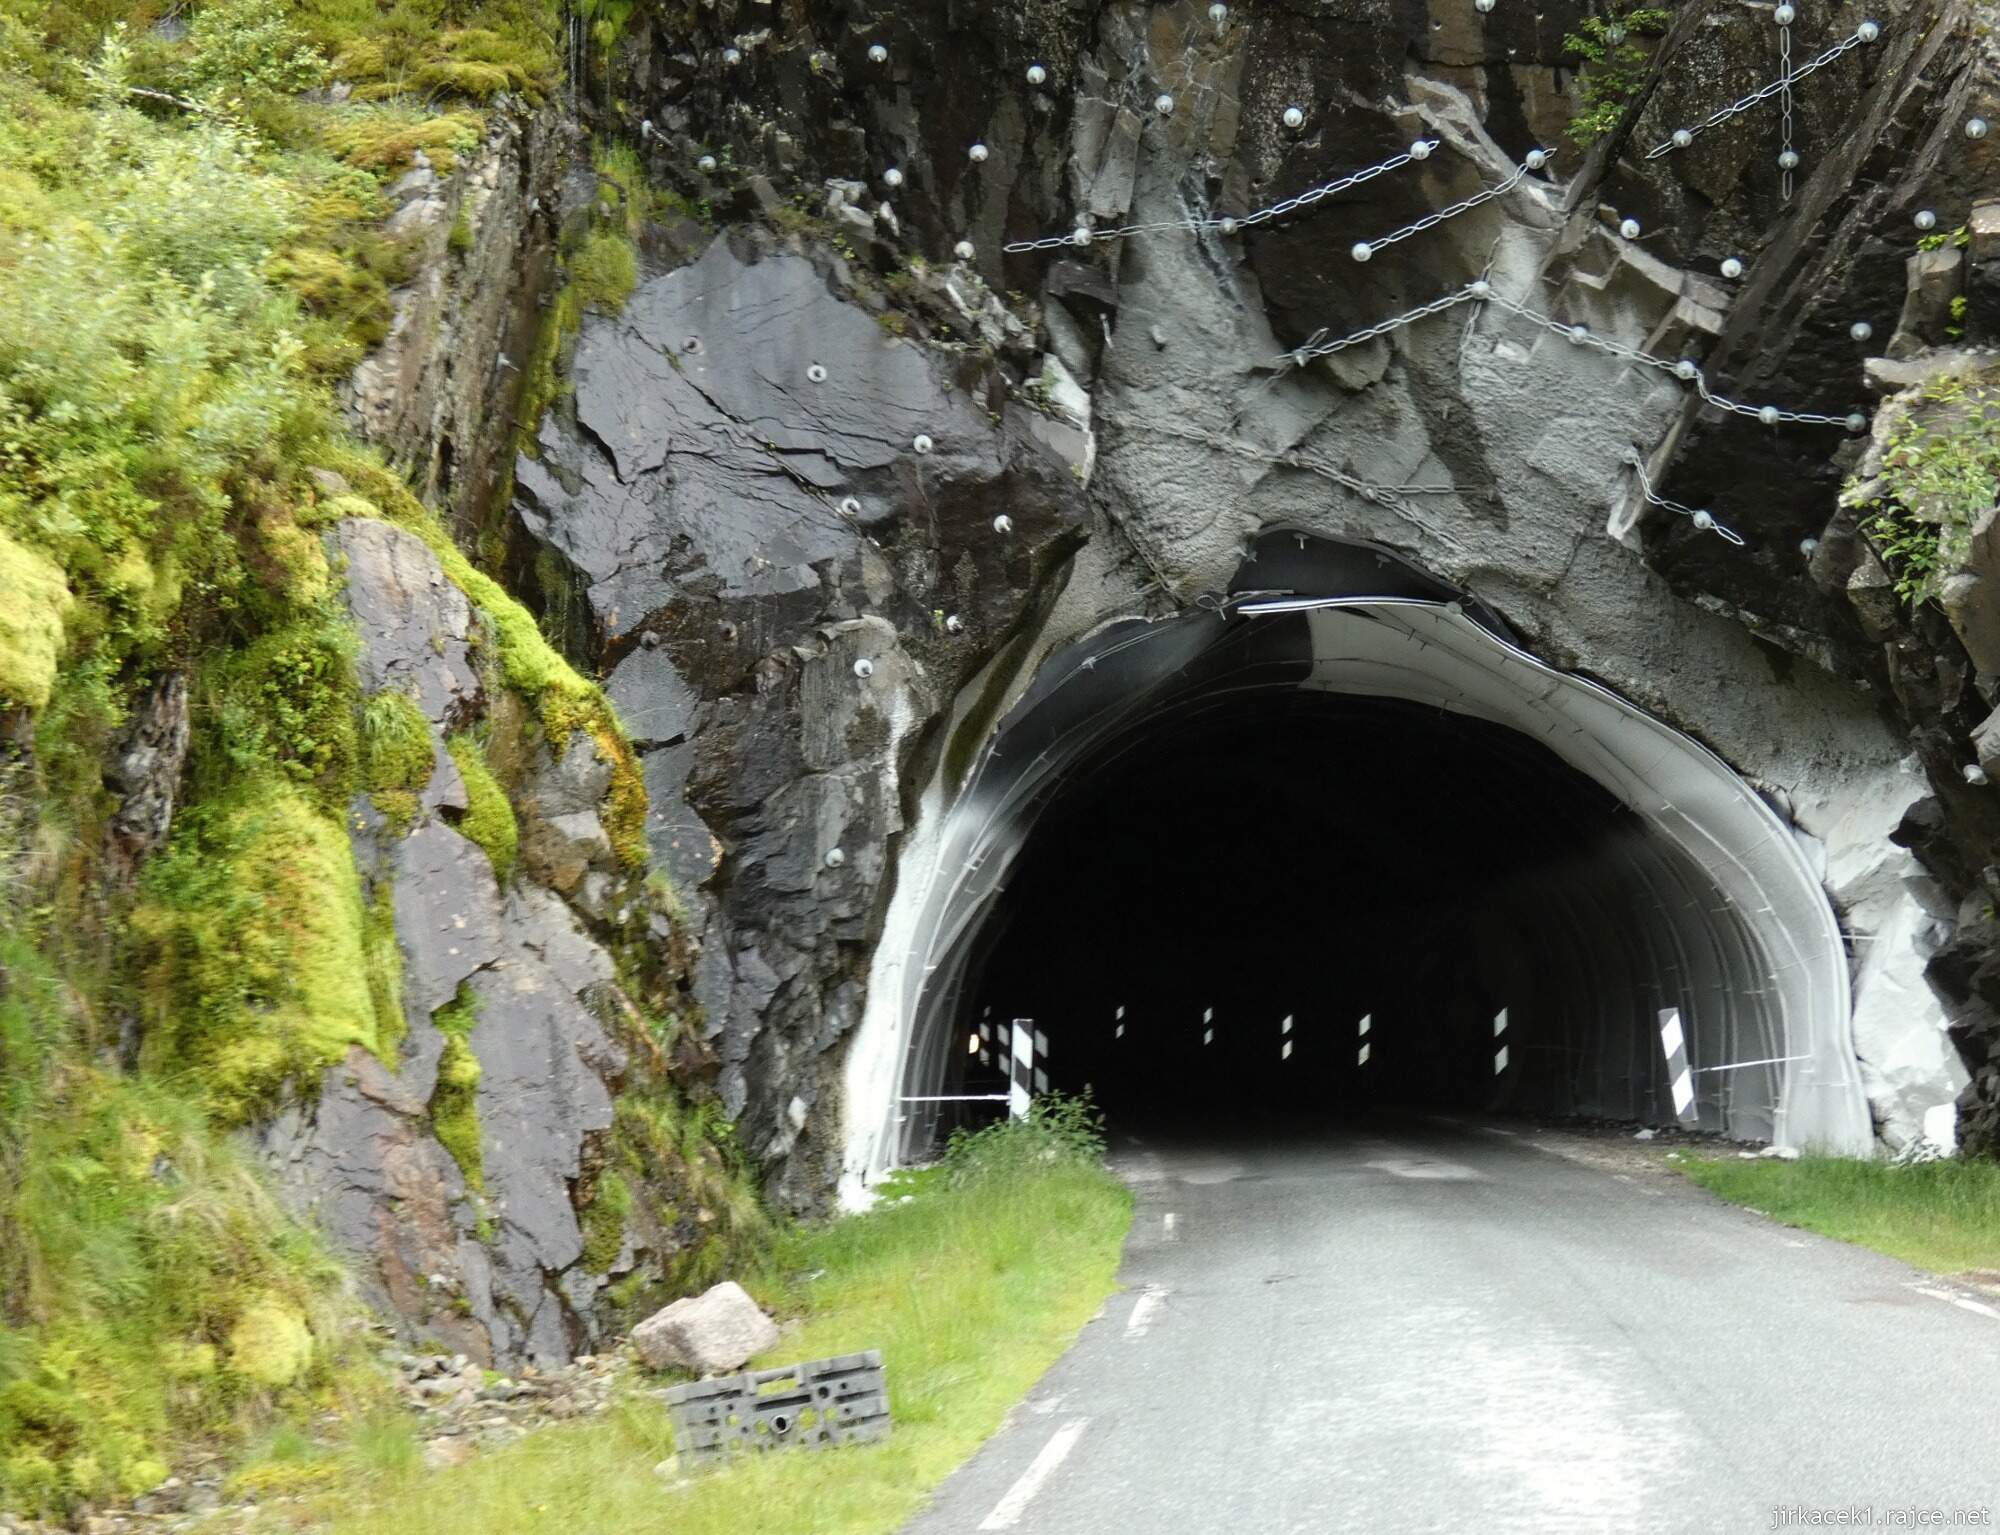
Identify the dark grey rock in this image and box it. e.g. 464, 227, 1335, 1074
608, 647, 700, 747
327, 518, 482, 728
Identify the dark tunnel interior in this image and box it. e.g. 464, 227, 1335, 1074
944, 692, 1676, 1137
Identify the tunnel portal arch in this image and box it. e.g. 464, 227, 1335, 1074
840, 534, 1870, 1197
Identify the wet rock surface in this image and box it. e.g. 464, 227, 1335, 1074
539, 0, 2000, 1192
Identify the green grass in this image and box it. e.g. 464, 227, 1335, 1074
257, 1110, 1133, 1535
1679, 1154, 2000, 1274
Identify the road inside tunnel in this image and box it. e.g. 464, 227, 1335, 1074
956, 694, 1673, 1134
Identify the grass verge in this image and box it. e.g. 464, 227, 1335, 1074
257, 1104, 1133, 1535
1678, 1153, 2000, 1274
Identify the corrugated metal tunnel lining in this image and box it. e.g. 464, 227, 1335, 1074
842, 536, 1870, 1192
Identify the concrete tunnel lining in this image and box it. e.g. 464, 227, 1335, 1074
840, 539, 1872, 1199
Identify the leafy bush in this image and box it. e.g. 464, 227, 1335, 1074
1563, 9, 1672, 145
940, 1092, 1108, 1188
182, 0, 330, 102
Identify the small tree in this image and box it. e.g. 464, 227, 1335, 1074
1563, 8, 1673, 146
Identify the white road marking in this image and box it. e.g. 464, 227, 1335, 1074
1126, 1285, 1168, 1337
1163, 1212, 1177, 1241
1910, 1281, 2000, 1323
978, 1418, 1090, 1530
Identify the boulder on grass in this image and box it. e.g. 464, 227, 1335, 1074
631, 1281, 778, 1375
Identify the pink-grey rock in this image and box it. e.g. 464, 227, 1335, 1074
631, 1281, 778, 1375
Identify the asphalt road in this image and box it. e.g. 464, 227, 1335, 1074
901, 1116, 2000, 1534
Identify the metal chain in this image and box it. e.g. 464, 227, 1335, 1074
1000, 140, 1442, 254
1778, 12, 1795, 202
1281, 287, 1485, 364
1625, 452, 1745, 544
1351, 152, 1549, 259
1645, 25, 1876, 160
1120, 420, 1468, 537
1274, 281, 1866, 429
1479, 289, 1864, 427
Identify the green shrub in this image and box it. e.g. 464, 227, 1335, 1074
1563, 9, 1672, 145
182, 0, 330, 102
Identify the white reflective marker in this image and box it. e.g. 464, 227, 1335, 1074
1358, 1013, 1372, 1037
1358, 1041, 1371, 1066
1281, 1015, 1294, 1034
1203, 1028, 1214, 1046
1282, 1040, 1293, 1060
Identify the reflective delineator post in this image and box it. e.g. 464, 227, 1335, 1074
1009, 1020, 1041, 1119
1492, 1008, 1509, 1075
1659, 1008, 1698, 1124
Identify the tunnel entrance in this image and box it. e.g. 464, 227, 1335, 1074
841, 534, 1870, 1197
963, 694, 1662, 1130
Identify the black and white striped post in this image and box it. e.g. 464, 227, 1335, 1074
1007, 1019, 1046, 1119
1659, 1007, 1699, 1125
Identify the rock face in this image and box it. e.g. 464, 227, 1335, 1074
259, 518, 645, 1366
512, 234, 1088, 1208
343, 110, 575, 535
529, 0, 2000, 1194
630, 1281, 779, 1375
287, 0, 2000, 1299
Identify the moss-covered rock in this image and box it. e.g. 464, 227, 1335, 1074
446, 732, 519, 879
134, 780, 397, 1123
429, 984, 485, 1194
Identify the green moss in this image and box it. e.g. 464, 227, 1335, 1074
429, 985, 484, 1195
199, 605, 361, 814
0, 530, 73, 710
0, 939, 371, 1521
133, 781, 394, 1125
362, 882, 404, 1057
360, 688, 435, 795
445, 732, 518, 880
226, 1295, 315, 1387
571, 227, 637, 314
320, 108, 487, 175
579, 1171, 631, 1273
